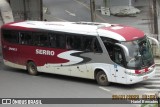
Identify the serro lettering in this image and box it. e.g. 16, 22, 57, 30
36, 49, 54, 56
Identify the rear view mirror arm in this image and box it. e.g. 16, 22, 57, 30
115, 43, 129, 57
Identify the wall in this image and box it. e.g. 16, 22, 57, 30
9, 0, 43, 21
0, 0, 14, 24
108, 0, 133, 6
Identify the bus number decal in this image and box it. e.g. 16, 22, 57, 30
36, 49, 55, 56
9, 47, 17, 51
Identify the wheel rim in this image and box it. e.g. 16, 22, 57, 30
99, 74, 107, 83
29, 64, 36, 74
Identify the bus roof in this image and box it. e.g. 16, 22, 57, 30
1, 21, 145, 41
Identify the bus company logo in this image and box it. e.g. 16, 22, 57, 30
2, 99, 11, 104
36, 49, 55, 56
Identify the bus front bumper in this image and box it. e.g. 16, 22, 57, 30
126, 67, 156, 84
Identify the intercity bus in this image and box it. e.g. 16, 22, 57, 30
1, 21, 159, 85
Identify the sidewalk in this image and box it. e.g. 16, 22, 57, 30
155, 57, 160, 66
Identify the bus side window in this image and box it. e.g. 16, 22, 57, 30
92, 38, 102, 53
20, 32, 32, 45
31, 32, 49, 47
82, 36, 100, 52
66, 36, 74, 49
3, 30, 11, 42
50, 34, 56, 48
82, 37, 93, 51
31, 33, 40, 46
12, 31, 19, 43
39, 34, 49, 47
66, 34, 82, 50
3, 30, 19, 44
73, 36, 81, 50
56, 34, 65, 49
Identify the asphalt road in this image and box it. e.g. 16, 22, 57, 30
43, 0, 92, 22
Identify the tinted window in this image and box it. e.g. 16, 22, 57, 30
27, 32, 50, 47
39, 34, 49, 47
3, 30, 19, 43
20, 32, 32, 45
66, 35, 82, 50
92, 38, 102, 53
56, 34, 65, 49
49, 34, 57, 48
73, 36, 82, 50
82, 36, 102, 52
65, 35, 102, 52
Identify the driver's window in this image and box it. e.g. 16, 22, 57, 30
114, 47, 123, 65
105, 43, 124, 66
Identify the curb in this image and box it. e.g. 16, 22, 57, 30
155, 63, 160, 66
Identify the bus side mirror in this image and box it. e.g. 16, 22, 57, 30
147, 36, 160, 48
115, 43, 129, 57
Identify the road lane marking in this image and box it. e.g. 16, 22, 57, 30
99, 86, 111, 92
65, 10, 76, 16
44, 14, 68, 22
73, 0, 89, 9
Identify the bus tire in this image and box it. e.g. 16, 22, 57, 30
96, 71, 110, 86
27, 62, 38, 75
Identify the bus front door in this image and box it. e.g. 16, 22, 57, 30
113, 64, 126, 84
112, 46, 127, 84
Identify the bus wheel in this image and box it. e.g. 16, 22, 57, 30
27, 62, 38, 75
96, 71, 110, 86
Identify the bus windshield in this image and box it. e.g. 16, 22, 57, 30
122, 37, 154, 69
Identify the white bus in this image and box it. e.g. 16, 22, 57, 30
1, 21, 159, 85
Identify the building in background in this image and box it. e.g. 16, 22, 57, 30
108, 0, 134, 6
8, 0, 43, 21
0, 0, 14, 24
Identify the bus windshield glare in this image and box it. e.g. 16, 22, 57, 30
122, 37, 154, 69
